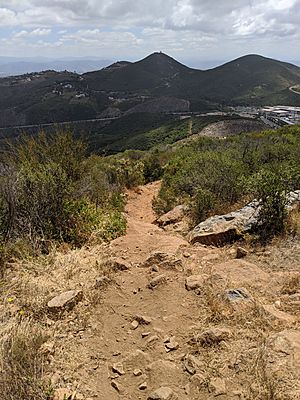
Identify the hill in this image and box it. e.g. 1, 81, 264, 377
0, 52, 299, 133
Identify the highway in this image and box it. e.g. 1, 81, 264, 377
0, 116, 119, 132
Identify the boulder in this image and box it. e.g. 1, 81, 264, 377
156, 205, 187, 227
47, 290, 83, 311
189, 191, 300, 245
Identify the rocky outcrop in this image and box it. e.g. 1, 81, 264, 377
189, 190, 300, 245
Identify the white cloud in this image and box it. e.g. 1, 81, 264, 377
0, 0, 299, 62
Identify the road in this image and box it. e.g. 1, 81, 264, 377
289, 86, 300, 95
0, 116, 119, 132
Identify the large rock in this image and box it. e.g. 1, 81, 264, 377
189, 191, 300, 245
156, 205, 187, 227
47, 290, 83, 311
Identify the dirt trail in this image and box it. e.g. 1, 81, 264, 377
111, 181, 187, 264
48, 181, 300, 400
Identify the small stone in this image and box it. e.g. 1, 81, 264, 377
135, 315, 152, 325
112, 362, 125, 376
139, 381, 148, 390
148, 274, 167, 289
147, 335, 159, 344
185, 275, 206, 291
142, 332, 151, 338
131, 320, 139, 330
209, 378, 226, 396
47, 290, 83, 311
236, 247, 248, 259
148, 386, 178, 400
133, 369, 143, 376
165, 337, 179, 352
225, 288, 251, 302
111, 380, 124, 393
152, 265, 159, 272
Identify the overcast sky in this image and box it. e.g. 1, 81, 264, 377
0, 0, 299, 66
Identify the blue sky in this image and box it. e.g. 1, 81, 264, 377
0, 0, 299, 65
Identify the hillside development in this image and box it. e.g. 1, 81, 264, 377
0, 52, 300, 134
1, 180, 300, 400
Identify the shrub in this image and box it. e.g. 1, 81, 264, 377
190, 188, 215, 225
249, 167, 294, 238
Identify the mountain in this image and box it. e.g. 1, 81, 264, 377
0, 52, 299, 131
83, 53, 300, 108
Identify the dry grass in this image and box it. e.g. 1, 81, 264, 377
281, 274, 300, 295
0, 319, 53, 400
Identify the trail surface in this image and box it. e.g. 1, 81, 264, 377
47, 181, 300, 400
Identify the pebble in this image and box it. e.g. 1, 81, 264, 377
139, 381, 148, 390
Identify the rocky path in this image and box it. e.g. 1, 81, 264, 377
48, 182, 300, 400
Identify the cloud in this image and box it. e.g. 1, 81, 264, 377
0, 0, 299, 62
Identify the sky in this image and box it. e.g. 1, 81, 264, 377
0, 0, 299, 67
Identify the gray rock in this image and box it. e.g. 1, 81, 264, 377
148, 387, 178, 400
189, 191, 300, 246
47, 290, 83, 311
225, 288, 251, 302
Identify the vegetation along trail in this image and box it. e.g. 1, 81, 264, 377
43, 180, 300, 399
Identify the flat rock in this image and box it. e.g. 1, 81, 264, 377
148, 386, 178, 400
47, 290, 83, 311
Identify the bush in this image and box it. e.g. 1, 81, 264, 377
190, 188, 215, 225
249, 167, 294, 238
0, 130, 128, 255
